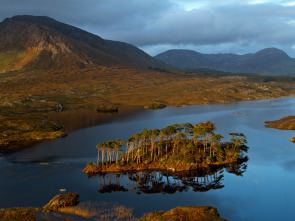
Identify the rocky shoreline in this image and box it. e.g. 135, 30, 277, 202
0, 192, 227, 220
0, 193, 227, 221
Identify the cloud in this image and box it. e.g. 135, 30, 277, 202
282, 1, 295, 6
1, 0, 295, 56
115, 3, 295, 46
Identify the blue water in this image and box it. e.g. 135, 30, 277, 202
0, 97, 294, 220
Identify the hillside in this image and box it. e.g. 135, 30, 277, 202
0, 15, 168, 73
155, 48, 295, 76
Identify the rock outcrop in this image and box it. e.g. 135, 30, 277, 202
43, 192, 79, 212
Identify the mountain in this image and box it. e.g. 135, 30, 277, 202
155, 48, 295, 75
0, 15, 167, 73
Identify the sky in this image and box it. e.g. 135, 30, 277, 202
1, 0, 295, 57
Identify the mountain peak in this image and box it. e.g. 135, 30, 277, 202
254, 47, 289, 58
155, 48, 294, 75
4, 15, 56, 23
0, 15, 168, 73
2, 15, 105, 45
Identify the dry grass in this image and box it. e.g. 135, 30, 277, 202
1, 67, 294, 108
58, 201, 135, 221
0, 207, 40, 221
139, 206, 227, 221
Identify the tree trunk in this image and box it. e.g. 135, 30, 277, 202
166, 144, 168, 159
102, 149, 105, 164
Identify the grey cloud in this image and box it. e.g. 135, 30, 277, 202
1, 0, 295, 56
121, 3, 295, 46
0, 0, 173, 28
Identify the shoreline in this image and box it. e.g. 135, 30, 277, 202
1, 94, 293, 153
0, 205, 227, 221
264, 115, 295, 130
83, 159, 244, 176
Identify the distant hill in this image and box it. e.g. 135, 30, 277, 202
0, 15, 168, 73
155, 48, 295, 75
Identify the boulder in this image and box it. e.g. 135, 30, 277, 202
43, 193, 79, 212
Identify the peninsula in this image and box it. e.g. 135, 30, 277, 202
264, 116, 295, 143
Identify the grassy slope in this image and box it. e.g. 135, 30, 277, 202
0, 49, 37, 73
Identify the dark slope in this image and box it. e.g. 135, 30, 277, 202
155, 48, 295, 75
0, 15, 168, 73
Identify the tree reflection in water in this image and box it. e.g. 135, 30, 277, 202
95, 156, 248, 194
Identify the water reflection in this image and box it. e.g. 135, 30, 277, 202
94, 157, 248, 194
48, 106, 146, 133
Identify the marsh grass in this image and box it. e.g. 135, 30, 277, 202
58, 201, 135, 221
0, 208, 40, 221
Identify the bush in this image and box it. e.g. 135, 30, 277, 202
86, 161, 94, 167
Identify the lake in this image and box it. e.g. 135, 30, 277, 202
0, 97, 295, 220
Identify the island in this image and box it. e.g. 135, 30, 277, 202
264, 116, 295, 142
83, 121, 248, 175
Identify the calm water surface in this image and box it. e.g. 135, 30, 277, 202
0, 97, 295, 220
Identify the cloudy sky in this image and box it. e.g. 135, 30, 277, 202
2, 0, 295, 57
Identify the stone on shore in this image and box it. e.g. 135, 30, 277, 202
43, 193, 79, 212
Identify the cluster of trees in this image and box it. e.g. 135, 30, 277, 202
96, 140, 124, 164
95, 121, 248, 166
